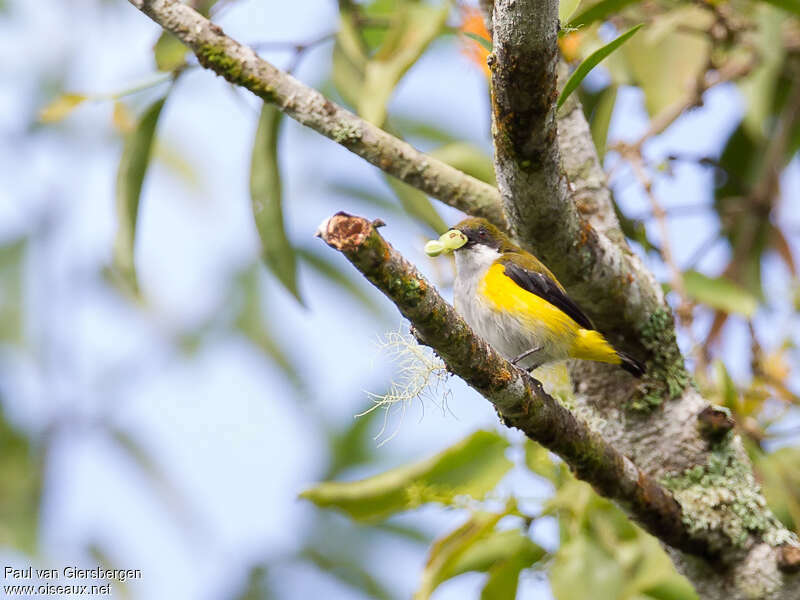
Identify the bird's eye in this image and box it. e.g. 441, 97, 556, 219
478, 228, 487, 239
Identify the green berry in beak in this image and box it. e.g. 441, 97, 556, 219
424, 229, 467, 256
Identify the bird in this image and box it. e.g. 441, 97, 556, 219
424, 217, 645, 376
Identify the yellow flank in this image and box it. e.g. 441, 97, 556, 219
479, 263, 621, 365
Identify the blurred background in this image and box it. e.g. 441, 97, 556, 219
0, 0, 798, 598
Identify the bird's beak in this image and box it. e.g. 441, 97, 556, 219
424, 229, 468, 257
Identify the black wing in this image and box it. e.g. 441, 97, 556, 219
503, 262, 595, 330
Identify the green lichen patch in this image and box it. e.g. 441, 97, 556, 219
331, 122, 362, 144
630, 308, 690, 411
195, 44, 276, 102
661, 435, 792, 550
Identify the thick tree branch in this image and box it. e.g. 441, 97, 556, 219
316, 212, 712, 559
127, 0, 507, 228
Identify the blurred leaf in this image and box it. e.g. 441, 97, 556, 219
761, 0, 800, 16
297, 247, 384, 319
622, 9, 710, 120
332, 11, 368, 108
749, 443, 800, 531
463, 32, 492, 52
551, 535, 625, 600
38, 93, 87, 123
232, 564, 272, 600
301, 430, 512, 521
682, 270, 759, 317
112, 96, 166, 295
580, 85, 617, 159
250, 104, 302, 304
559, 0, 581, 24
390, 116, 460, 145
568, 0, 640, 28
153, 31, 187, 72
0, 237, 26, 344
112, 101, 135, 134
386, 176, 447, 235
325, 403, 386, 479
303, 549, 394, 600
153, 140, 201, 191
711, 360, 738, 412
88, 544, 131, 600
110, 429, 201, 536
358, 4, 449, 125
738, 5, 784, 140
234, 267, 302, 390
525, 440, 567, 485
558, 24, 642, 109
430, 143, 496, 185
328, 181, 401, 214
0, 407, 41, 553
416, 509, 544, 600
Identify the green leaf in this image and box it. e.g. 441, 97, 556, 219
429, 143, 496, 185
303, 549, 394, 600
297, 248, 384, 318
153, 31, 187, 72
112, 96, 166, 295
233, 266, 302, 391
358, 4, 449, 125
761, 0, 800, 16
332, 11, 368, 108
385, 176, 447, 235
682, 270, 759, 317
0, 237, 26, 344
550, 536, 625, 600
0, 406, 42, 553
250, 104, 302, 304
38, 93, 87, 123
301, 430, 512, 521
580, 85, 618, 159
568, 0, 641, 28
558, 24, 643, 109
559, 0, 581, 24
525, 440, 567, 485
621, 9, 710, 120
415, 509, 545, 600
463, 32, 492, 52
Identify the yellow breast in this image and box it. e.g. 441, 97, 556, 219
478, 263, 581, 339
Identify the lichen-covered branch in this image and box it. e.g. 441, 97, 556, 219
319, 213, 800, 599
127, 0, 506, 228
316, 212, 714, 559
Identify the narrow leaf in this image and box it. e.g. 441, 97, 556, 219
386, 177, 447, 235
297, 248, 384, 318
0, 237, 26, 344
568, 0, 641, 28
761, 0, 800, 16
112, 96, 166, 294
250, 104, 302, 303
682, 270, 759, 317
38, 93, 87, 123
301, 430, 512, 521
558, 24, 643, 109
463, 32, 492, 52
430, 143, 496, 185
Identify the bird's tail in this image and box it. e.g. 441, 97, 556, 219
572, 329, 645, 377
616, 351, 645, 378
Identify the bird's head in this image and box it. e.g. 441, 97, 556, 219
424, 217, 514, 257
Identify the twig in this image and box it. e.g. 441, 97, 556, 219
315, 212, 713, 560
126, 0, 507, 229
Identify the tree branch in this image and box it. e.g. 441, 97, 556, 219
127, 0, 507, 229
316, 212, 712, 559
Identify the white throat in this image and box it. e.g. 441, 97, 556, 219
454, 244, 501, 283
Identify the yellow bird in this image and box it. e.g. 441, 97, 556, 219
425, 217, 644, 376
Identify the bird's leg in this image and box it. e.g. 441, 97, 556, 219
511, 346, 541, 368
